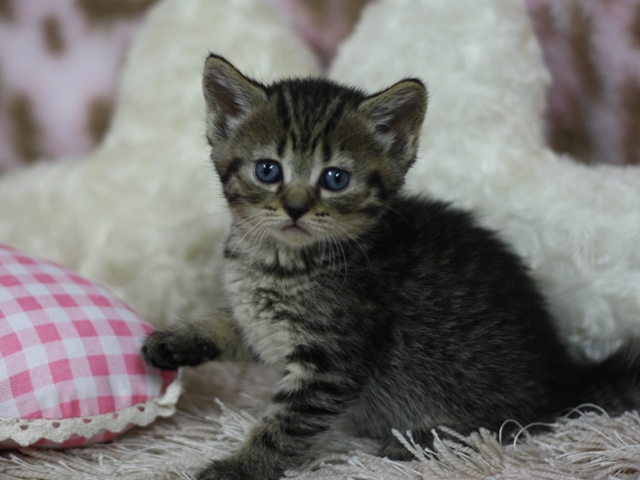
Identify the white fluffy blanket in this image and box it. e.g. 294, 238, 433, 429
1, 0, 640, 478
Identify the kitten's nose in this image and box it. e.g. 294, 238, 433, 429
284, 205, 309, 221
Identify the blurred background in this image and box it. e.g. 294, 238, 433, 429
0, 0, 639, 175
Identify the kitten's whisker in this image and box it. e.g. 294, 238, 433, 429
378, 201, 409, 224
325, 231, 348, 290
235, 212, 269, 233
252, 225, 271, 266
319, 232, 334, 269
323, 232, 336, 274
330, 223, 372, 270
321, 235, 332, 267
229, 215, 267, 258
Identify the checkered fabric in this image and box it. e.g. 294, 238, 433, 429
0, 244, 176, 447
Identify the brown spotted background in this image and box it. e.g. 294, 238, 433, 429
528, 0, 640, 165
1, 0, 640, 173
0, 0, 157, 173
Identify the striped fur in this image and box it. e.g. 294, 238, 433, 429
142, 55, 640, 480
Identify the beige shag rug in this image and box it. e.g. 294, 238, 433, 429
1, 0, 640, 478
2, 362, 640, 479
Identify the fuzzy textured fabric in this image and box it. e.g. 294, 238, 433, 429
2, 363, 640, 479
0, 0, 639, 478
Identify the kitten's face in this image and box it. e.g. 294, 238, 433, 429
213, 97, 397, 247
202, 55, 427, 248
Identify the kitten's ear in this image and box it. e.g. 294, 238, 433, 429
202, 54, 267, 142
359, 79, 428, 172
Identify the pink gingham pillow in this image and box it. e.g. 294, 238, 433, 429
0, 245, 181, 448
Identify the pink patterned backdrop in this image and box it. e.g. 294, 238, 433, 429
0, 0, 638, 174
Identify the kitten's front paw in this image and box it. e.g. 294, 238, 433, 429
141, 329, 220, 370
196, 459, 264, 480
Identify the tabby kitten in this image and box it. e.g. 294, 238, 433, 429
142, 54, 640, 480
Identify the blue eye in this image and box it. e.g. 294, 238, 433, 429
255, 160, 283, 184
320, 168, 350, 191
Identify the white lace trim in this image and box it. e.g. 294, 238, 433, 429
0, 372, 183, 447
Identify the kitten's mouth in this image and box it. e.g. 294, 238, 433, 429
277, 222, 313, 245
281, 224, 310, 236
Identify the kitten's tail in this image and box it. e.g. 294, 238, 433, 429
578, 344, 640, 415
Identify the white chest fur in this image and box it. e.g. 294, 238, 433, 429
223, 261, 299, 366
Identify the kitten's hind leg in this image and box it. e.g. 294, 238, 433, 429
141, 309, 247, 370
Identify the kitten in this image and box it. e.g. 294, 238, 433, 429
142, 54, 640, 480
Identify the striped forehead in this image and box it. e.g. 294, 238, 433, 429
269, 80, 364, 158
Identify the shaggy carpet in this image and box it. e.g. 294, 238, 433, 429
2, 362, 640, 479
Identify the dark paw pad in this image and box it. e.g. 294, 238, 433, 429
141, 329, 220, 370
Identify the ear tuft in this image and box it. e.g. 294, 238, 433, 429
202, 54, 267, 142
359, 79, 428, 171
